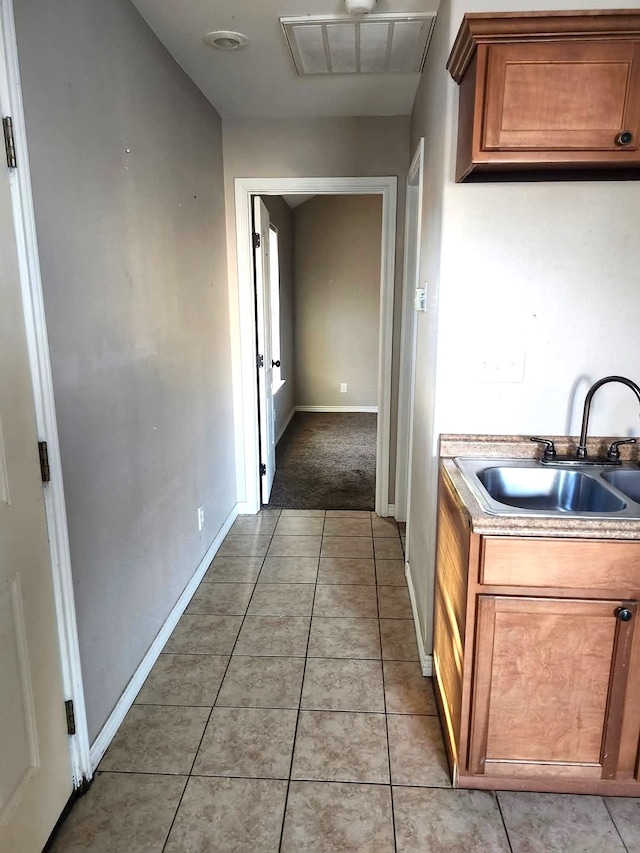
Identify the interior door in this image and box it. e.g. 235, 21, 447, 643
253, 196, 276, 504
0, 133, 72, 849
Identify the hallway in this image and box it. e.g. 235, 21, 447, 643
50, 510, 635, 852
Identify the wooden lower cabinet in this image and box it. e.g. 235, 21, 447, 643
434, 466, 640, 795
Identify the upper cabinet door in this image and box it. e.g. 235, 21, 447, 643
483, 41, 640, 152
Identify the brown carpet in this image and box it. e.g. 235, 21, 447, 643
267, 411, 376, 510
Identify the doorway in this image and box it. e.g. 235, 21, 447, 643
233, 177, 397, 518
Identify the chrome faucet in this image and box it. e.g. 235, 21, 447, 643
577, 375, 640, 459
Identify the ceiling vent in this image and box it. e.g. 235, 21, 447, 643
281, 13, 436, 75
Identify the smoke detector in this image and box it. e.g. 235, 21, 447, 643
345, 0, 377, 15
203, 31, 249, 51
281, 13, 436, 75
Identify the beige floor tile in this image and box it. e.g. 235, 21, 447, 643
268, 535, 322, 558
163, 614, 242, 655
281, 781, 395, 853
135, 654, 229, 706
375, 559, 406, 586
387, 715, 450, 787
193, 707, 297, 779
372, 516, 400, 537
292, 710, 389, 783
281, 509, 326, 517
383, 662, 437, 715
323, 517, 372, 537
99, 705, 210, 774
247, 583, 315, 616
234, 616, 311, 656
326, 510, 372, 518
48, 772, 186, 853
393, 787, 510, 853
374, 537, 404, 560
259, 508, 282, 516
604, 797, 640, 851
217, 534, 272, 557
313, 585, 378, 618
321, 536, 374, 559
216, 655, 305, 708
318, 557, 376, 585
377, 586, 413, 619
203, 555, 263, 583
258, 556, 319, 584
230, 515, 278, 535
275, 516, 325, 536
164, 777, 288, 853
380, 618, 419, 661
301, 658, 385, 712
498, 792, 626, 853
308, 617, 381, 659
185, 582, 254, 616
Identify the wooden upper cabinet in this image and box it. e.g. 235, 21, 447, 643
447, 11, 640, 181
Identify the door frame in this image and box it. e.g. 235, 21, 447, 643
395, 139, 425, 529
233, 176, 398, 516
1, 0, 91, 786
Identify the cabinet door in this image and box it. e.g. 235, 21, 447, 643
468, 596, 636, 781
483, 41, 640, 153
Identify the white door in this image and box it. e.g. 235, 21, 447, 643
253, 197, 276, 504
0, 133, 72, 850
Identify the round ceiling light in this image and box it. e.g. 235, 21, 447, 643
345, 0, 377, 14
203, 30, 249, 51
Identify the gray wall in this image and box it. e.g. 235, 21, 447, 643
262, 196, 295, 441
293, 195, 382, 408
15, 0, 236, 741
222, 117, 410, 499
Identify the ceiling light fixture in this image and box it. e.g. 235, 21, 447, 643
203, 30, 249, 51
345, 0, 377, 15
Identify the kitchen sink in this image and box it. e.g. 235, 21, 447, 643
477, 467, 626, 513
454, 458, 640, 518
601, 469, 640, 503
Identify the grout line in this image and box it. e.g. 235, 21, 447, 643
494, 792, 515, 853
602, 797, 630, 853
277, 524, 322, 852
376, 572, 398, 852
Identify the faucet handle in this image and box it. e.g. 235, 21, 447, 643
531, 437, 557, 460
607, 438, 637, 460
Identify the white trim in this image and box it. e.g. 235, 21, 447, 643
233, 177, 397, 518
395, 139, 425, 526
0, 0, 91, 785
405, 559, 433, 677
295, 405, 378, 414
387, 503, 396, 516
276, 406, 296, 444
89, 503, 239, 771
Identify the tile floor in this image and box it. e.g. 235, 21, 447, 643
51, 509, 639, 852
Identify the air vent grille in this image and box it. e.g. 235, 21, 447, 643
281, 14, 436, 76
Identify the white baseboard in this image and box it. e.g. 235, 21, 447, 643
405, 559, 433, 677
89, 502, 240, 771
387, 504, 396, 517
276, 406, 296, 444
295, 405, 378, 413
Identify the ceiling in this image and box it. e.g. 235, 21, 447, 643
131, 0, 440, 119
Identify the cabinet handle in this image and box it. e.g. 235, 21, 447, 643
615, 131, 633, 146
615, 607, 634, 622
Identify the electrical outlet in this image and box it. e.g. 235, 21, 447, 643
197, 504, 205, 531
340, 383, 348, 393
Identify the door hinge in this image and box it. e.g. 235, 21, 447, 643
260, 463, 266, 475
257, 353, 264, 368
38, 441, 51, 483
65, 700, 76, 736
253, 232, 261, 249
3, 116, 16, 169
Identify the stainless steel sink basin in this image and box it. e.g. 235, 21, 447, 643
478, 467, 626, 513
453, 458, 640, 518
602, 469, 640, 503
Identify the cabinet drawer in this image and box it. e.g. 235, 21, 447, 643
481, 537, 640, 590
